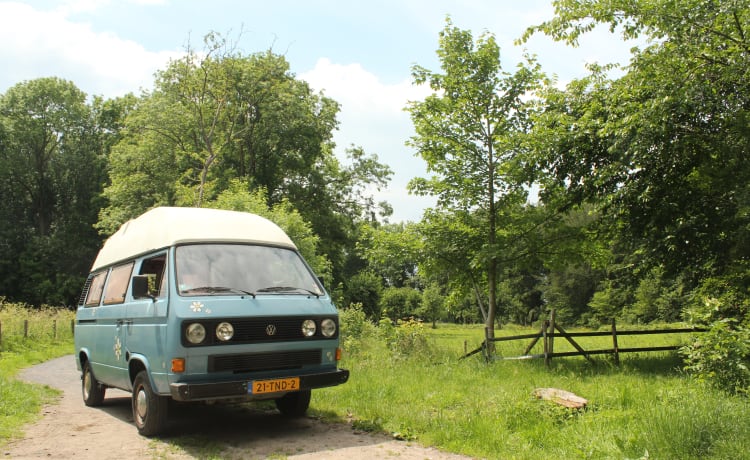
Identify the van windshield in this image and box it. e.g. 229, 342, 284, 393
175, 244, 323, 297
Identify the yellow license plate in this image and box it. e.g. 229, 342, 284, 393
251, 377, 300, 394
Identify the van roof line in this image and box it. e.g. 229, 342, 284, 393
91, 207, 296, 271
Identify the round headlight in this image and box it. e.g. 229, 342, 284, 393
186, 323, 206, 344
321, 318, 337, 337
216, 322, 234, 341
301, 319, 317, 337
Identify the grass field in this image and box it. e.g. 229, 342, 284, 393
313, 317, 750, 460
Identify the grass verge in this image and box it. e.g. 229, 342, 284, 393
0, 301, 74, 447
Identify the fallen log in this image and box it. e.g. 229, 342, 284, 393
532, 388, 588, 409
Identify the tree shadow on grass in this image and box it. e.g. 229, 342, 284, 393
537, 352, 685, 377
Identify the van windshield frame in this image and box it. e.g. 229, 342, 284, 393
175, 243, 323, 297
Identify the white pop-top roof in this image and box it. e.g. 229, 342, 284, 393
91, 207, 296, 271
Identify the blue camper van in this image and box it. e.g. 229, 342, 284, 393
74, 207, 349, 436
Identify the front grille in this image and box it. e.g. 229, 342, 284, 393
181, 316, 338, 347
208, 349, 322, 373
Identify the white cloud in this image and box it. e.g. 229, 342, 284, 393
300, 58, 435, 222
300, 57, 431, 116
0, 1, 180, 97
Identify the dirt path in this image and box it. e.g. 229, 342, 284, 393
3, 356, 474, 459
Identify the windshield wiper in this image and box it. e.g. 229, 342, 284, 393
255, 286, 321, 298
181, 286, 256, 298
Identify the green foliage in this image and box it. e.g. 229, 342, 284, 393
357, 223, 421, 288
681, 320, 750, 396
681, 273, 750, 395
378, 318, 435, 359
419, 283, 445, 327
338, 303, 377, 356
97, 35, 392, 290
408, 17, 547, 337
625, 266, 687, 324
0, 78, 116, 305
379, 286, 422, 321
343, 271, 383, 320
525, 0, 750, 282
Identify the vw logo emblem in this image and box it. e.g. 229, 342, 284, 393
265, 324, 277, 336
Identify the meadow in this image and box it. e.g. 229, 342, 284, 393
1, 300, 748, 459
313, 309, 750, 460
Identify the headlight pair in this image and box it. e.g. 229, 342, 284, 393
303, 318, 337, 337
185, 321, 234, 344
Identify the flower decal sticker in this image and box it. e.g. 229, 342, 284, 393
190, 301, 212, 314
114, 336, 122, 361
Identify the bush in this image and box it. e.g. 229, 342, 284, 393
338, 303, 376, 355
343, 271, 383, 319
680, 274, 750, 395
681, 319, 750, 396
378, 318, 434, 359
379, 287, 422, 321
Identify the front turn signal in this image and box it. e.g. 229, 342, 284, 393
335, 347, 342, 361
171, 358, 186, 373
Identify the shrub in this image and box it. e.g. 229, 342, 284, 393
379, 287, 421, 321
681, 319, 750, 396
379, 318, 434, 359
343, 271, 383, 320
680, 274, 750, 395
338, 303, 376, 355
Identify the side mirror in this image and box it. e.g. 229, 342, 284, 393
132, 275, 155, 301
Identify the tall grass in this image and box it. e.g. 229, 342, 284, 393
0, 299, 74, 445
314, 312, 750, 459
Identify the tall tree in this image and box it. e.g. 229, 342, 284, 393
99, 33, 392, 287
407, 19, 545, 346
0, 78, 118, 305
524, 0, 750, 281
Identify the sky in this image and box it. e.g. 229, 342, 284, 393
0, 0, 637, 223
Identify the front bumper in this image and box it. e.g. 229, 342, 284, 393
169, 368, 350, 401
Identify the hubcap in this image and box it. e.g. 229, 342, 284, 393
136, 388, 148, 419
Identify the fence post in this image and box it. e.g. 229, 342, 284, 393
611, 318, 620, 365
53, 319, 57, 339
548, 309, 556, 365
71, 319, 75, 336
543, 319, 550, 367
24, 319, 29, 338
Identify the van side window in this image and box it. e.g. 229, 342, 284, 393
139, 254, 167, 298
103, 262, 135, 305
84, 271, 107, 307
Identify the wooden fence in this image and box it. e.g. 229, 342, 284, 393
0, 318, 75, 344
462, 310, 706, 365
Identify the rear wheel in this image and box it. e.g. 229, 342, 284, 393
132, 371, 168, 436
81, 361, 105, 407
275, 390, 311, 417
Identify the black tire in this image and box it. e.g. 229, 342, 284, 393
81, 361, 106, 407
132, 371, 168, 436
275, 389, 311, 417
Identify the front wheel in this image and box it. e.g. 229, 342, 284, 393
81, 361, 105, 407
275, 390, 311, 417
132, 371, 168, 436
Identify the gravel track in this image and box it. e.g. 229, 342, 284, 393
3, 355, 474, 459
